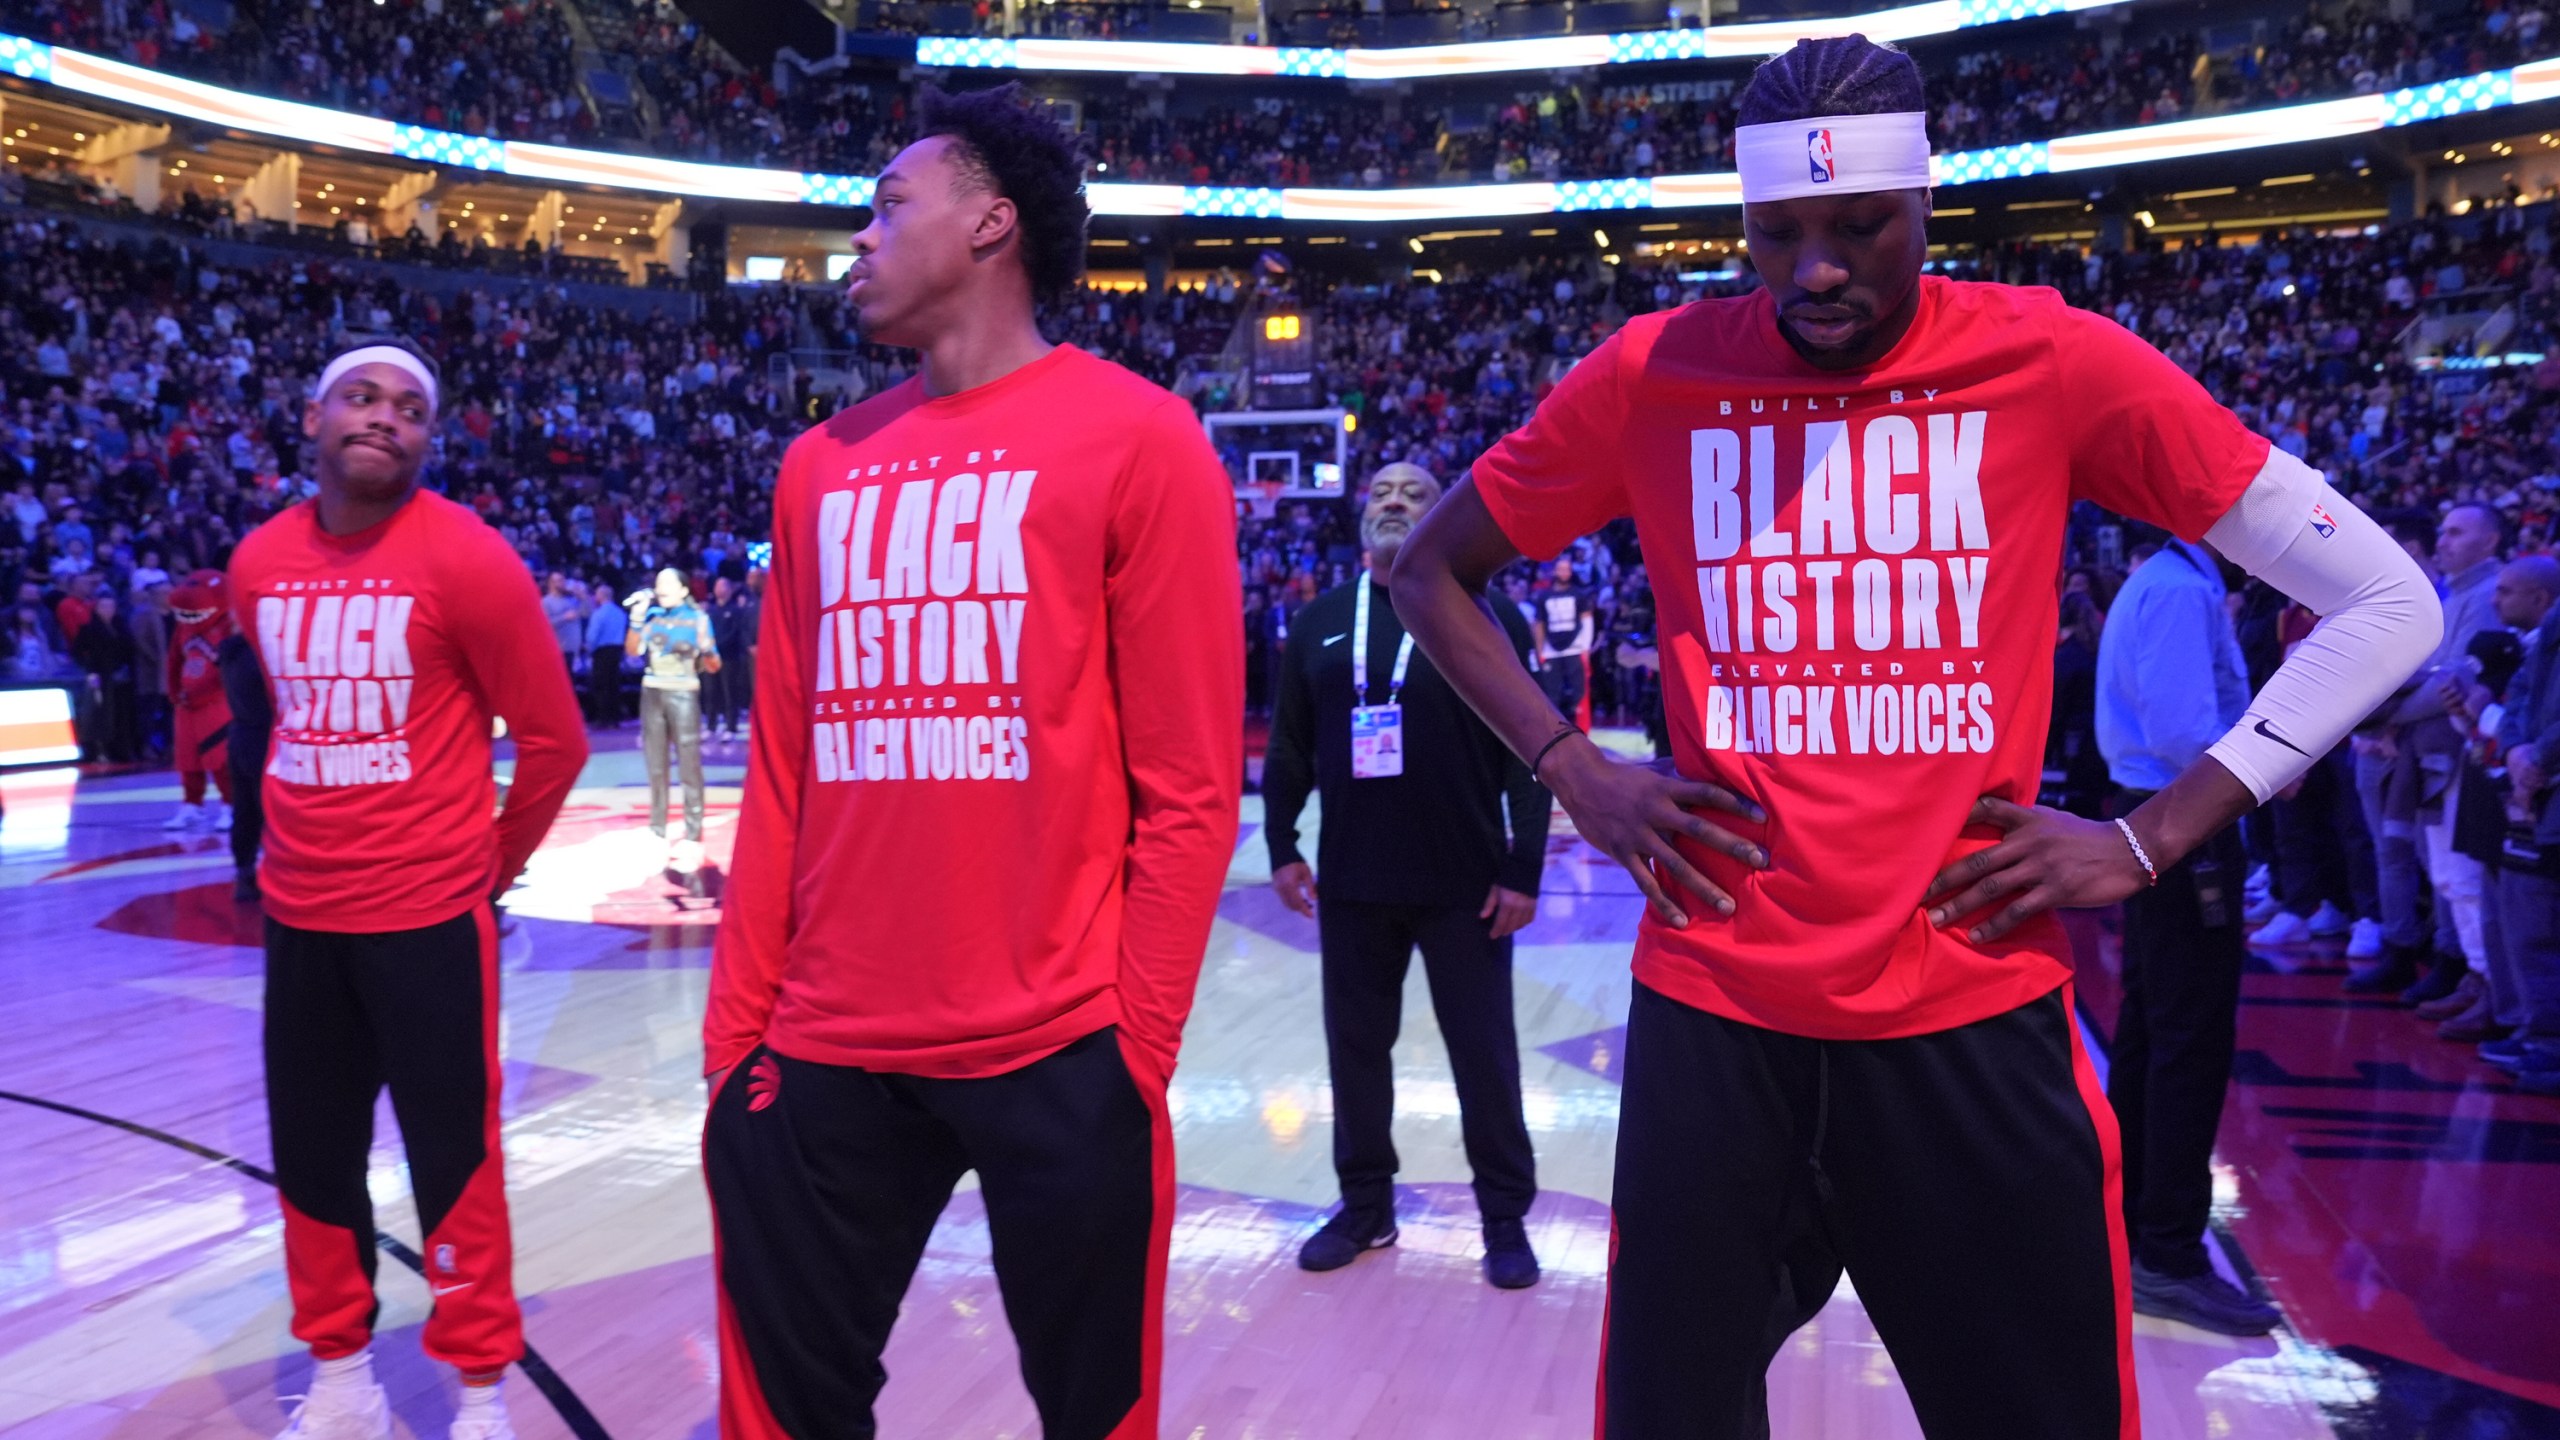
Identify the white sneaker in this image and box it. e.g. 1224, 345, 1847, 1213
2347, 918, 2384, 959
2307, 900, 2351, 938
275, 1380, 391, 1440
207, 800, 234, 831
2244, 893, 2286, 926
163, 802, 205, 830
2253, 910, 2313, 946
450, 1389, 514, 1440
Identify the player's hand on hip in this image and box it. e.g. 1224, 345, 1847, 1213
1541, 736, 1766, 929
1272, 860, 1318, 918
2512, 744, 2547, 795
1481, 884, 1538, 939
1924, 795, 2149, 943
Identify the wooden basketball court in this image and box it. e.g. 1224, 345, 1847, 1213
2, 740, 2549, 1439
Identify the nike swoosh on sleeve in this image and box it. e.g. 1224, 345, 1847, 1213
2254, 719, 2308, 756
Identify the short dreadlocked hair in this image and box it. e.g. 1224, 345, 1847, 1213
1735, 35, 1926, 127
917, 83, 1090, 304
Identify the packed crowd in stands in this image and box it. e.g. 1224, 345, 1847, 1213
6, 183, 2555, 733
4, 0, 592, 145
5, 0, 2552, 187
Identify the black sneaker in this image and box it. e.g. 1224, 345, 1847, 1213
2131, 1261, 2280, 1336
2343, 944, 2422, 995
1298, 1207, 1397, 1272
2400, 951, 2469, 1006
1483, 1217, 1541, 1290
2480, 1034, 2536, 1070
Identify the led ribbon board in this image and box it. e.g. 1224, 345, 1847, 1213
914, 0, 2123, 79
0, 686, 80, 768
11, 30, 2556, 223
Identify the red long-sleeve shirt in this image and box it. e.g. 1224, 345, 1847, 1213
705, 346, 1244, 1082
229, 491, 589, 933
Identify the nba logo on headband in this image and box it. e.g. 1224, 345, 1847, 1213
1735, 112, 1930, 203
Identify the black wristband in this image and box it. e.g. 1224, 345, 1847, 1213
1529, 725, 1584, 784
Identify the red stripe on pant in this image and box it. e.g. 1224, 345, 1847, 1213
418, 903, 522, 1374
703, 1062, 793, 1440
2062, 984, 2143, 1440
280, 1193, 375, 1362
1592, 1216, 1618, 1438
1107, 1031, 1178, 1440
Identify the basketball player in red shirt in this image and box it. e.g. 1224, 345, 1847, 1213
230, 340, 588, 1440
1396, 37, 2440, 1438
702, 86, 1242, 1437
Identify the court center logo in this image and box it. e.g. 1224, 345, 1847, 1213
1808, 128, 1838, 184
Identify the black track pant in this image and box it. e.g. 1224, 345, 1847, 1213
264, 905, 520, 1375
589, 646, 624, 725
219, 633, 270, 875
2111, 820, 2247, 1280
1601, 983, 2134, 1440
1318, 896, 1536, 1221
703, 1028, 1172, 1440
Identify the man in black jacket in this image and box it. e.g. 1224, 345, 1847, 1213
705, 573, 759, 739
1264, 462, 1552, 1289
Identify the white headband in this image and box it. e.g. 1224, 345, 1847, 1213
1735, 112, 1932, 204
313, 345, 439, 413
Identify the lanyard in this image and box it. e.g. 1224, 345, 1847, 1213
1351, 579, 1414, 706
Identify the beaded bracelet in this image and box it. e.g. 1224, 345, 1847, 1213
2113, 817, 2160, 887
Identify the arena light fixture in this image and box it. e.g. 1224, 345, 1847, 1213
5, 27, 2559, 225
916, 0, 2071, 80
44, 45, 403, 155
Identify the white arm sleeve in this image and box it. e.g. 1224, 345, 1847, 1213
2199, 449, 2443, 803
